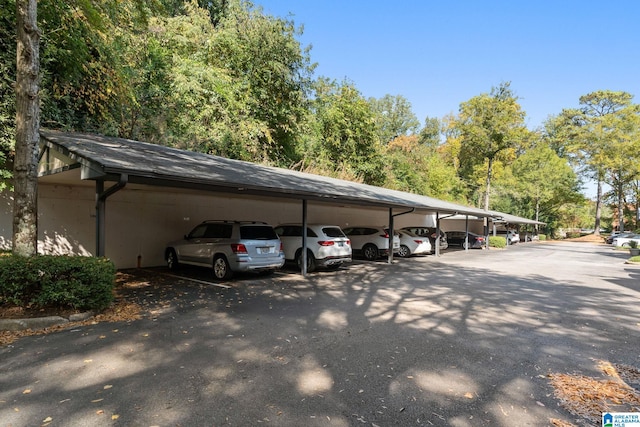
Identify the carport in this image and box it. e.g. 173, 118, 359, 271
36, 129, 499, 274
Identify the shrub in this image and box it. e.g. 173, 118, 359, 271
489, 236, 506, 248
0, 255, 116, 311
629, 240, 638, 249
539, 234, 547, 241
629, 255, 640, 263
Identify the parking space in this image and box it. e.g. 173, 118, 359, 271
3, 241, 638, 426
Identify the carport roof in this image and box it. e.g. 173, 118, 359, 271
40, 129, 494, 217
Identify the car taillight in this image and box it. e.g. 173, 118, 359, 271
346, 239, 350, 245
230, 243, 248, 254
413, 239, 423, 244
318, 241, 335, 246
380, 233, 389, 238
478, 237, 485, 242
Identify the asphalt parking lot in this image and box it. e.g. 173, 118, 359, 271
1, 241, 639, 426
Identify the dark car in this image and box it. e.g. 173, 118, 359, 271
446, 231, 485, 249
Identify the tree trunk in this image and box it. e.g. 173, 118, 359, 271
484, 157, 493, 211
617, 168, 625, 233
13, 0, 40, 257
594, 177, 602, 235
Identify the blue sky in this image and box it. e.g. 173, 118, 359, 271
257, 1, 640, 131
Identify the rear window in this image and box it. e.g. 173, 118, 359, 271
240, 225, 278, 240
322, 227, 346, 238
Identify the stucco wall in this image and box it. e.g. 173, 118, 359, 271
1, 185, 438, 269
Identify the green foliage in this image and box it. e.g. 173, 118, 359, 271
0, 0, 16, 188
308, 78, 385, 185
488, 236, 506, 248
369, 94, 420, 144
628, 240, 638, 249
0, 255, 116, 310
455, 82, 527, 204
538, 234, 547, 240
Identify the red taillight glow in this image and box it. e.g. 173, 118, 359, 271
413, 240, 423, 244
346, 239, 351, 246
380, 233, 389, 238
230, 243, 248, 254
318, 241, 335, 246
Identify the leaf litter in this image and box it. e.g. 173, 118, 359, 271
548, 359, 640, 426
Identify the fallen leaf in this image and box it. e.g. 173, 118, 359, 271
96, 409, 104, 415
111, 414, 119, 420
22, 389, 31, 394
91, 399, 104, 403
43, 416, 52, 423
84, 359, 93, 363
464, 392, 474, 399
103, 385, 113, 390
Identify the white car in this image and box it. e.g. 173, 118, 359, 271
612, 234, 640, 248
497, 230, 520, 244
274, 224, 352, 272
342, 226, 401, 261
401, 226, 448, 252
397, 230, 432, 257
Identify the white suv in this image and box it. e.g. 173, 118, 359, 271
165, 221, 285, 280
342, 226, 401, 261
497, 230, 520, 244
274, 224, 352, 272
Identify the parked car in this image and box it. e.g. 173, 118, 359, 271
496, 230, 520, 244
342, 226, 400, 261
446, 231, 486, 249
401, 226, 448, 252
165, 220, 285, 280
397, 230, 432, 257
274, 224, 352, 272
606, 232, 635, 244
612, 234, 640, 248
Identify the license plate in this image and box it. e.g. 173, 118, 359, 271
257, 246, 272, 254
338, 242, 344, 247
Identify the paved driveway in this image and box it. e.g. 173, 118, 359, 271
1, 242, 639, 426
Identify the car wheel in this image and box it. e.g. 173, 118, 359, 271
398, 245, 411, 258
166, 249, 179, 270
362, 244, 379, 261
296, 250, 316, 273
213, 256, 233, 280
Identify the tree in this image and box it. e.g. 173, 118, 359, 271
13, 0, 40, 256
511, 143, 582, 230
551, 91, 639, 234
368, 94, 419, 144
418, 116, 442, 149
455, 82, 527, 210
306, 78, 385, 185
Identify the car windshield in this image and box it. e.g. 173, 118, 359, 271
240, 225, 278, 240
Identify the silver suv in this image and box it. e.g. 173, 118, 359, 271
274, 224, 352, 272
165, 221, 285, 280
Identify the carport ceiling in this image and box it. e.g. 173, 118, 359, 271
39, 129, 491, 217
